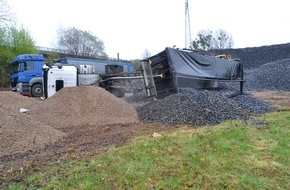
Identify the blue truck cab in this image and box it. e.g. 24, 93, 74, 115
10, 54, 44, 97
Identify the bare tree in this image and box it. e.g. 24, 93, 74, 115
57, 27, 107, 58
191, 29, 233, 50
0, 0, 14, 26
211, 29, 233, 49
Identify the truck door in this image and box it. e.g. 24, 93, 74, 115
20, 61, 36, 83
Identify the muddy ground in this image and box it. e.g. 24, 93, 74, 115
0, 90, 289, 186
252, 91, 290, 108
0, 123, 169, 184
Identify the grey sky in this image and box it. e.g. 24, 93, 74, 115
9, 0, 290, 60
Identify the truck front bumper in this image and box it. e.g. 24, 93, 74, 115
15, 83, 30, 95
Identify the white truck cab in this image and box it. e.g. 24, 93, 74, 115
42, 65, 78, 98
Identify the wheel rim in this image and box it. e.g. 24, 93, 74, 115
35, 88, 42, 94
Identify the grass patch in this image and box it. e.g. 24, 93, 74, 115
5, 111, 290, 189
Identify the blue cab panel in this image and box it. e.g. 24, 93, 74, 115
10, 54, 45, 89
11, 54, 44, 63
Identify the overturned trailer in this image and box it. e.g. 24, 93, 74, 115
141, 48, 244, 98
51, 57, 135, 98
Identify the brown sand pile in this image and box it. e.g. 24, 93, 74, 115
0, 87, 139, 157
0, 92, 65, 157
28, 86, 139, 129
0, 91, 41, 110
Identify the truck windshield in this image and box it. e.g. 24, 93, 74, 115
10, 61, 35, 74
10, 61, 20, 74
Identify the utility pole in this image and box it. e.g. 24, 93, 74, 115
185, 0, 192, 49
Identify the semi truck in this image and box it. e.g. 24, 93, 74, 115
10, 54, 44, 97
10, 54, 135, 97
10, 48, 243, 100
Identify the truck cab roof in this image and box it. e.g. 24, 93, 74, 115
11, 54, 44, 63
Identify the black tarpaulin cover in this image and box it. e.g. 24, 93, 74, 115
165, 47, 242, 80
147, 48, 244, 98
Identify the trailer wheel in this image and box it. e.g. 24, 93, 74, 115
31, 84, 43, 97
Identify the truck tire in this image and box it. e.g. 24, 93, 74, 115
31, 84, 43, 97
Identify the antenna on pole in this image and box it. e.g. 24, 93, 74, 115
185, 0, 192, 49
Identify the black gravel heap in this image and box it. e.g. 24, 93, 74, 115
223, 58, 290, 91
245, 59, 290, 91
136, 89, 274, 127
232, 94, 275, 114
209, 43, 290, 69
124, 92, 149, 104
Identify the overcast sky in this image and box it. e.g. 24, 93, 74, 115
8, 0, 290, 60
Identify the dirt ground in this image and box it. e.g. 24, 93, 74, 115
0, 87, 171, 186
0, 121, 169, 185
1, 90, 289, 186
251, 91, 290, 108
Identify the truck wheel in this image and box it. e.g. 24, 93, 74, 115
31, 84, 43, 97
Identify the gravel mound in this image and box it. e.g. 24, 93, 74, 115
0, 91, 41, 110
0, 87, 139, 157
0, 92, 65, 157
124, 92, 148, 104
222, 58, 290, 91
245, 59, 290, 91
231, 94, 275, 114
137, 89, 274, 127
28, 86, 139, 129
209, 43, 290, 69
